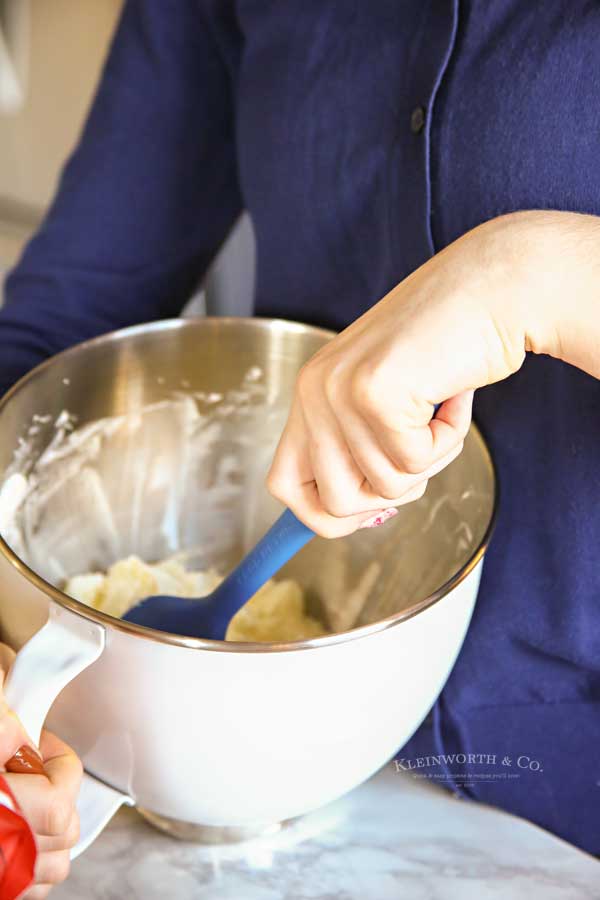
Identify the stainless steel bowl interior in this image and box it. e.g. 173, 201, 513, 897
0, 318, 496, 650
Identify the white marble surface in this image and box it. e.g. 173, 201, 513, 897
55, 763, 599, 899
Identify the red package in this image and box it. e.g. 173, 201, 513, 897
0, 775, 36, 900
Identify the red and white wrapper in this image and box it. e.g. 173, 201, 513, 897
0, 775, 36, 900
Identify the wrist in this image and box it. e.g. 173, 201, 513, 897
472, 210, 599, 362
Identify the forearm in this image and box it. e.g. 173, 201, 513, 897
0, 259, 201, 396
267, 208, 600, 534
524, 211, 600, 377
472, 210, 600, 379
0, 0, 242, 396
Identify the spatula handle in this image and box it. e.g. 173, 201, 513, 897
208, 508, 314, 624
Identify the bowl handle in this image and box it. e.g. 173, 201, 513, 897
73, 773, 134, 859
3, 604, 134, 858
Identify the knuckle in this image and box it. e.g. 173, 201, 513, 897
43, 851, 71, 885
321, 494, 356, 519
398, 479, 428, 504
295, 362, 318, 401
450, 439, 465, 459
322, 358, 346, 405
431, 440, 464, 474
323, 371, 338, 404
315, 519, 346, 539
351, 365, 381, 417
405, 457, 429, 476
379, 486, 404, 501
367, 475, 405, 500
55, 853, 71, 884
265, 468, 294, 507
24, 885, 51, 900
458, 412, 472, 438
44, 795, 73, 837
392, 447, 431, 476
70, 754, 84, 785
352, 373, 430, 474
65, 813, 81, 850
412, 480, 428, 499
265, 467, 284, 500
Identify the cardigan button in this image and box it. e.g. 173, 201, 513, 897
410, 105, 426, 134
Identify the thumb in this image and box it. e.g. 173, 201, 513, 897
0, 648, 44, 774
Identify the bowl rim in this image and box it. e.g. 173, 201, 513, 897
0, 316, 498, 653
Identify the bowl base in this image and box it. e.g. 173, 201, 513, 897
137, 806, 286, 844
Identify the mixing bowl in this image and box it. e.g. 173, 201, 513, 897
0, 318, 496, 856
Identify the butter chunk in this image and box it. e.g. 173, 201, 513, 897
65, 557, 325, 643
64, 572, 105, 607
225, 579, 326, 642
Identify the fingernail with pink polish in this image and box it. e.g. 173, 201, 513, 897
359, 507, 398, 529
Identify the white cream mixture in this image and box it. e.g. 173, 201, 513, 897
65, 556, 326, 642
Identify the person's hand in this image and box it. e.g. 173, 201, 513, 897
267, 210, 600, 536
0, 645, 82, 899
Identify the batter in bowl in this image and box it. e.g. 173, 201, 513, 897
65, 556, 326, 642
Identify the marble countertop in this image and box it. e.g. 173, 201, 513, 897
55, 763, 599, 900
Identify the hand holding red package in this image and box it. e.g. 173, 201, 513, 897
0, 774, 36, 900
0, 645, 82, 899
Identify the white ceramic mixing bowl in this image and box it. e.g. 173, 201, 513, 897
0, 318, 496, 856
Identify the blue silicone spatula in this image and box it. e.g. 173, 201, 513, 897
122, 402, 444, 640
123, 508, 315, 639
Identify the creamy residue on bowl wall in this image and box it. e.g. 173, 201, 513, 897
0, 366, 332, 642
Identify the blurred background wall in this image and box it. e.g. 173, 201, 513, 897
0, 0, 123, 271
0, 0, 254, 315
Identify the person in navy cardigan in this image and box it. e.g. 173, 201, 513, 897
2, 0, 600, 860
